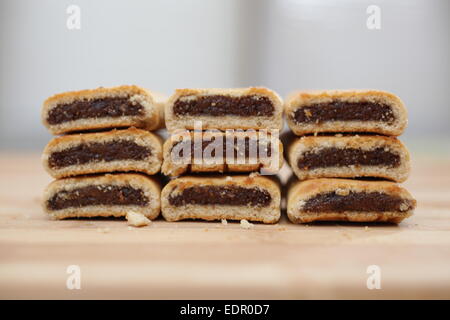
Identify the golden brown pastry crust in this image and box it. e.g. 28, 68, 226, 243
43, 173, 161, 220
42, 85, 164, 134
42, 128, 163, 178
287, 135, 410, 182
165, 87, 283, 131
287, 178, 416, 223
285, 89, 408, 136
161, 175, 281, 223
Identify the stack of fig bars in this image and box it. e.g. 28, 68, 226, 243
285, 90, 417, 224
160, 88, 284, 224
41, 85, 164, 221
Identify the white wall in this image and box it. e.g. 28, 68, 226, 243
0, 0, 243, 149
0, 0, 449, 150
257, 0, 450, 144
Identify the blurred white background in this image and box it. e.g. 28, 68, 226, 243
1, 0, 449, 151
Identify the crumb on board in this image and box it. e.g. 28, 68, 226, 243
221, 219, 228, 225
240, 219, 254, 229
365, 226, 369, 231
96, 227, 110, 233
341, 232, 352, 240
126, 211, 151, 227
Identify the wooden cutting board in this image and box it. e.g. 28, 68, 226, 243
0, 153, 449, 299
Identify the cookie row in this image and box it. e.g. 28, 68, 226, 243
43, 171, 417, 224
43, 173, 417, 224
42, 86, 407, 136
42, 131, 411, 182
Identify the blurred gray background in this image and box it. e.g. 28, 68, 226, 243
1, 0, 449, 152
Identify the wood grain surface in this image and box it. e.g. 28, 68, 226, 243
0, 153, 449, 299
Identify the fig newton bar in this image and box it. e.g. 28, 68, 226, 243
285, 90, 407, 136
288, 135, 410, 182
161, 175, 281, 223
287, 178, 416, 224
42, 85, 164, 134
162, 130, 283, 177
165, 87, 283, 131
42, 128, 163, 178
43, 173, 161, 220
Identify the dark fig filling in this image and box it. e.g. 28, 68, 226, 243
48, 141, 152, 169
302, 191, 414, 213
292, 101, 395, 124
297, 147, 400, 170
47, 185, 149, 210
168, 186, 271, 207
47, 97, 144, 125
171, 136, 272, 160
173, 95, 274, 117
